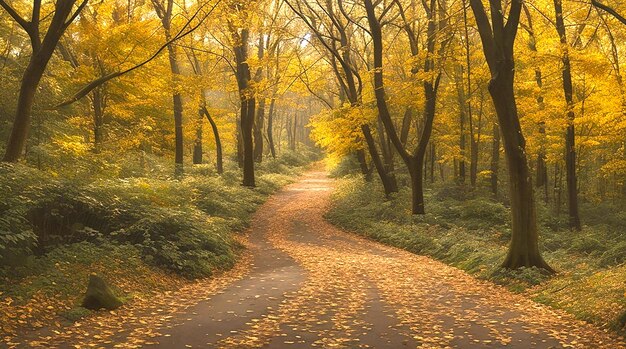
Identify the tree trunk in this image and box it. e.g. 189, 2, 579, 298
236, 124, 243, 168
363, 125, 398, 196
232, 27, 255, 187
455, 63, 467, 185
267, 98, 276, 158
490, 122, 500, 196
152, 0, 185, 176
400, 107, 412, 147
254, 98, 265, 163
409, 156, 425, 214
376, 119, 398, 190
470, 0, 552, 271
3, 0, 80, 162
554, 0, 581, 230
165, 44, 184, 176
201, 106, 223, 174
92, 87, 105, 154
241, 98, 256, 186
353, 149, 370, 181
193, 111, 203, 165
490, 65, 552, 271
524, 4, 549, 202
292, 113, 298, 150
430, 142, 435, 183
364, 0, 439, 214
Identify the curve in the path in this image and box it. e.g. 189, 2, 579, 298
146, 171, 625, 349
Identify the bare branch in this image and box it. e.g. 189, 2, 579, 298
592, 0, 626, 25
0, 0, 29, 31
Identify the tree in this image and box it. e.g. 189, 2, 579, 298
553, 0, 582, 230
364, 0, 449, 213
228, 4, 256, 187
286, 0, 398, 196
1, 0, 89, 162
151, 0, 185, 176
469, 0, 553, 271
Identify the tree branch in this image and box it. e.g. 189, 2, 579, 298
469, 0, 496, 69
592, 0, 626, 25
56, 0, 222, 108
64, 0, 90, 30
0, 0, 29, 31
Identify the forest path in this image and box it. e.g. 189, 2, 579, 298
144, 169, 623, 348
16, 169, 625, 349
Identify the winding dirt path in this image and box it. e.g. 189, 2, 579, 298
13, 169, 626, 348
147, 170, 624, 348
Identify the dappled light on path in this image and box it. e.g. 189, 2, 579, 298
13, 170, 626, 348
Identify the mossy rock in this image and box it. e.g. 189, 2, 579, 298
81, 274, 123, 310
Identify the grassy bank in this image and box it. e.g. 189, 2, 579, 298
0, 149, 318, 339
326, 174, 626, 334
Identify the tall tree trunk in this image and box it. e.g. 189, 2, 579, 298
193, 111, 203, 164
267, 98, 276, 158
400, 107, 413, 147
363, 125, 397, 196
470, 0, 553, 271
168, 48, 184, 176
554, 0, 582, 230
490, 65, 551, 270
463, 4, 478, 188
490, 122, 500, 196
236, 124, 243, 168
455, 63, 467, 185
3, 0, 82, 162
232, 27, 255, 187
253, 34, 265, 163
469, 92, 483, 187
289, 114, 297, 151
355, 149, 371, 181
3, 60, 45, 162
241, 98, 256, 186
364, 0, 441, 214
377, 118, 398, 190
152, 0, 185, 176
524, 4, 549, 202
92, 87, 105, 154
201, 106, 223, 174
254, 98, 265, 162
430, 142, 435, 183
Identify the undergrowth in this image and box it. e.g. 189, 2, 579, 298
326, 174, 626, 334
0, 148, 319, 337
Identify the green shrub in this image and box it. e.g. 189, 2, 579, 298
1, 149, 312, 280
329, 155, 362, 178
599, 241, 626, 267
116, 210, 235, 279
570, 234, 607, 256
458, 198, 509, 229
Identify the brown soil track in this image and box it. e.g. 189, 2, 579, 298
11, 170, 626, 348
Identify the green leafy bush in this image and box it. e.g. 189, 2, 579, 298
1, 149, 314, 280
599, 241, 626, 267
570, 233, 607, 256
329, 155, 362, 178
117, 211, 235, 278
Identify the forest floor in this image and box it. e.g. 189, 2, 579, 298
8, 169, 626, 348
